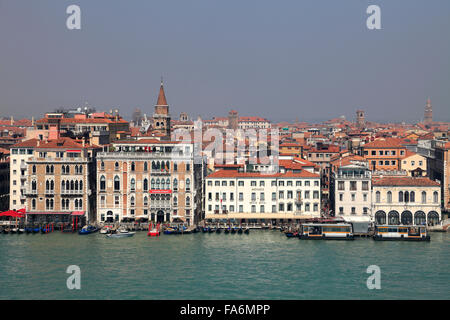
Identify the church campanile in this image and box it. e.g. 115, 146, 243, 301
152, 80, 171, 137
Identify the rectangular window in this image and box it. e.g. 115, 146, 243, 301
238, 181, 244, 187
260, 192, 265, 201
350, 181, 357, 191
239, 205, 243, 213
362, 181, 369, 191
338, 181, 344, 191
251, 181, 256, 186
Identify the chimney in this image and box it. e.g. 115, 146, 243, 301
10, 116, 14, 126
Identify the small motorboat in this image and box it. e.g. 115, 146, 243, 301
163, 227, 178, 235
99, 227, 112, 234
285, 231, 299, 238
10, 228, 18, 234
25, 227, 33, 234
78, 225, 99, 235
238, 228, 243, 234
32, 227, 40, 234
244, 228, 250, 234
18, 228, 25, 234
3, 228, 10, 234
224, 228, 230, 234
216, 228, 221, 234
231, 228, 236, 234
148, 229, 160, 237
107, 229, 135, 238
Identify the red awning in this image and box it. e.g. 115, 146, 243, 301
26, 212, 71, 215
0, 210, 25, 218
71, 211, 85, 216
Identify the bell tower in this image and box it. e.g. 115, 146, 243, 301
152, 79, 171, 137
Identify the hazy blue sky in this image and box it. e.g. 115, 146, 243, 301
1, 0, 449, 123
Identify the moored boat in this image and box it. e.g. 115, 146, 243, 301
299, 223, 354, 240
224, 228, 230, 234
3, 227, 10, 234
107, 229, 135, 238
237, 228, 243, 234
373, 225, 430, 241
285, 231, 299, 238
78, 225, 99, 235
244, 228, 250, 234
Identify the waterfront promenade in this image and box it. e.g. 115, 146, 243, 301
0, 230, 448, 300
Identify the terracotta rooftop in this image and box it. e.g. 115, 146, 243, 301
372, 176, 440, 187
207, 169, 319, 179
363, 137, 405, 149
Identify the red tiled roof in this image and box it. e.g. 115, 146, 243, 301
35, 138, 85, 149
207, 169, 319, 179
363, 138, 405, 149
11, 138, 40, 148
372, 176, 440, 187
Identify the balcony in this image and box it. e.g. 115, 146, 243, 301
61, 189, 84, 195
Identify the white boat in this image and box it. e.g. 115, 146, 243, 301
107, 229, 135, 238
99, 227, 112, 234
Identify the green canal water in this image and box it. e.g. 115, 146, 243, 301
0, 231, 449, 300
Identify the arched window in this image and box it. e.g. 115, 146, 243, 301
173, 196, 178, 206
46, 180, 50, 191
144, 162, 148, 172
433, 191, 439, 203
414, 211, 426, 225
32, 199, 36, 210
32, 180, 37, 191
387, 191, 392, 203
398, 191, 403, 202
100, 161, 105, 170
186, 196, 191, 206
130, 196, 135, 207
388, 211, 399, 225
46, 199, 49, 210
173, 178, 178, 190
62, 165, 66, 174
186, 178, 191, 191
74, 199, 78, 210
32, 165, 36, 174
79, 180, 83, 191
166, 178, 170, 188
131, 162, 135, 172
151, 178, 155, 189
65, 165, 70, 174
100, 176, 106, 191
143, 196, 148, 206
115, 162, 119, 170
422, 191, 427, 204
66, 199, 69, 210
114, 176, 120, 191
79, 166, 83, 174
75, 165, 79, 174
46, 165, 50, 174
50, 180, 54, 190
375, 191, 380, 203
428, 211, 439, 225
401, 211, 413, 225
61, 180, 65, 191
130, 178, 136, 191
143, 179, 148, 191
156, 178, 160, 189
75, 180, 79, 191
410, 191, 415, 203
51, 165, 54, 174
152, 161, 156, 170
174, 163, 178, 171
161, 179, 165, 189
166, 161, 170, 171
404, 191, 409, 203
